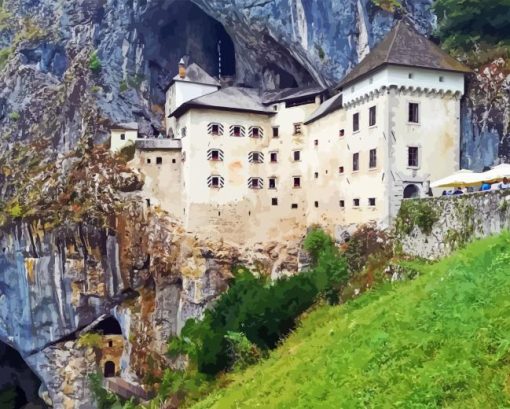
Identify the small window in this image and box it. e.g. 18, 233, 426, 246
369, 149, 377, 169
353, 113, 360, 132
369, 198, 376, 206
369, 106, 376, 127
293, 123, 302, 135
211, 150, 219, 161
339, 200, 345, 208
230, 125, 245, 137
293, 151, 301, 161
146, 158, 151, 164
291, 203, 298, 209
353, 153, 359, 171
250, 126, 263, 138
339, 166, 344, 174
269, 177, 277, 189
181, 127, 187, 138
209, 123, 224, 136
208, 175, 224, 188
211, 177, 220, 188
314, 139, 318, 146
272, 127, 279, 138
208, 149, 224, 161
248, 177, 263, 189
293, 177, 301, 188
408, 73, 413, 79
156, 157, 163, 165
409, 103, 419, 123
353, 198, 360, 207
172, 158, 176, 164
270, 152, 278, 163
439, 76, 444, 83
108, 340, 113, 348
273, 105, 278, 111
120, 133, 126, 140
211, 124, 219, 135
146, 199, 151, 208
408, 146, 419, 167
272, 198, 278, 206
249, 151, 264, 164
339, 129, 345, 137
314, 201, 319, 208
314, 172, 319, 179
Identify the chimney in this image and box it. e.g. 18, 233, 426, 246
178, 58, 186, 79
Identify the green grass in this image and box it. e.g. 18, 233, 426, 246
191, 233, 510, 408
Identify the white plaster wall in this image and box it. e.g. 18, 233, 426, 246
110, 129, 138, 153
168, 81, 219, 114
343, 66, 465, 105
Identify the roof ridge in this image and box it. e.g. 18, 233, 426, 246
385, 20, 401, 63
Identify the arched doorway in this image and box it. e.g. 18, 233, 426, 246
104, 361, 116, 378
403, 184, 420, 199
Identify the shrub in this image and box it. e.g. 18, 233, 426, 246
371, 0, 401, 12
395, 200, 439, 236
303, 227, 334, 265
225, 331, 262, 370
89, 373, 120, 409
78, 332, 103, 349
7, 201, 24, 218
0, 47, 10, 70
118, 142, 135, 162
8, 111, 19, 121
89, 51, 102, 73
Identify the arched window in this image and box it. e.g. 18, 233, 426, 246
403, 184, 420, 199
104, 361, 116, 378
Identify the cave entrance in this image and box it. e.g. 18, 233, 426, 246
91, 316, 123, 335
0, 341, 48, 408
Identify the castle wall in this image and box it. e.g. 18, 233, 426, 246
111, 129, 138, 152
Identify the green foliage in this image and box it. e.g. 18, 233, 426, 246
192, 233, 510, 408
168, 229, 348, 376
371, 0, 401, 12
0, 386, 17, 409
89, 373, 119, 409
0, 47, 11, 70
78, 332, 103, 349
314, 43, 325, 61
119, 80, 128, 93
433, 0, 510, 62
89, 51, 102, 73
118, 142, 135, 162
225, 331, 263, 371
7, 200, 24, 218
8, 111, 19, 121
395, 199, 439, 236
157, 369, 211, 406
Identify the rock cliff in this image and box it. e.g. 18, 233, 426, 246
0, 0, 508, 407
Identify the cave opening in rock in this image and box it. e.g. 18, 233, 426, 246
91, 316, 123, 335
0, 341, 48, 408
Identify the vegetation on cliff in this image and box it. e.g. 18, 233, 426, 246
190, 232, 510, 408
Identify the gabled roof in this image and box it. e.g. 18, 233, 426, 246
170, 87, 275, 118
304, 93, 343, 125
262, 86, 326, 105
337, 19, 471, 89
172, 63, 220, 87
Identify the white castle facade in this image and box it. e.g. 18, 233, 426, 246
111, 21, 470, 245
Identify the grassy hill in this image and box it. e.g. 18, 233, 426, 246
191, 233, 510, 408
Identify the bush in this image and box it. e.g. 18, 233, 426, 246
89, 373, 119, 409
168, 229, 349, 376
89, 51, 102, 73
78, 332, 103, 349
8, 112, 20, 121
0, 47, 11, 70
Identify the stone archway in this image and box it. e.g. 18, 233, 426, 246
403, 184, 421, 199
104, 361, 116, 378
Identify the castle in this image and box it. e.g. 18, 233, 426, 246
111, 21, 470, 244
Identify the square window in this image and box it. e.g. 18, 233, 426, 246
339, 200, 345, 208
120, 133, 126, 140
339, 166, 344, 174
293, 177, 301, 188
233, 126, 241, 136
252, 152, 260, 162
353, 153, 359, 171
291, 203, 298, 209
252, 178, 260, 188
439, 76, 444, 82
212, 177, 219, 187
409, 103, 419, 123
314, 172, 319, 179
270, 152, 278, 163
353, 198, 360, 207
272, 198, 278, 206
369, 106, 376, 127
314, 201, 319, 208
172, 159, 176, 164
293, 123, 302, 135
272, 127, 279, 138
211, 124, 219, 135
211, 150, 220, 161
146, 158, 151, 164
269, 178, 276, 189
369, 198, 376, 206
252, 127, 260, 137
408, 146, 419, 167
293, 151, 301, 161
339, 129, 345, 137
353, 113, 360, 132
369, 149, 377, 168
156, 157, 162, 165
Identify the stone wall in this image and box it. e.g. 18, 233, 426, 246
395, 190, 510, 259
